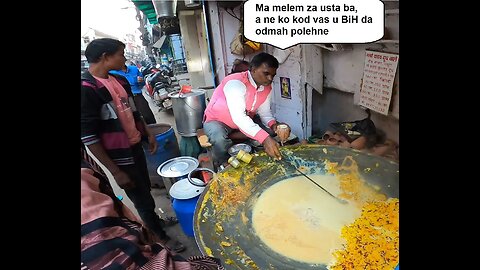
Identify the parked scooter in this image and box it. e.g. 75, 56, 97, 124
143, 66, 159, 97
144, 64, 180, 111
140, 64, 154, 78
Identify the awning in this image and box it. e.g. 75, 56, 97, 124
132, 0, 158, 24
153, 35, 167, 48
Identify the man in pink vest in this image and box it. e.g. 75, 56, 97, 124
203, 52, 290, 168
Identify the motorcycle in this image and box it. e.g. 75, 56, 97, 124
144, 64, 180, 111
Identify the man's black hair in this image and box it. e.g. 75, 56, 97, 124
85, 38, 125, 63
249, 52, 279, 70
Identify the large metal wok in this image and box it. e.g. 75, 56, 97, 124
193, 145, 399, 269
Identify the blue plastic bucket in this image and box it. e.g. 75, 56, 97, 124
172, 196, 199, 237
170, 168, 211, 237
144, 124, 180, 186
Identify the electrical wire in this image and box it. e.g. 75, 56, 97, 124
225, 8, 241, 21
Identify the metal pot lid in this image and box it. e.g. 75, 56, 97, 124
157, 156, 199, 178
168, 89, 205, 98
169, 178, 205, 199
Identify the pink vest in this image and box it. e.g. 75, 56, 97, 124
204, 71, 272, 129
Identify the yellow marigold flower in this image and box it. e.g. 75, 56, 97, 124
331, 199, 399, 269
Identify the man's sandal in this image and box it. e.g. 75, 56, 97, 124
160, 216, 179, 227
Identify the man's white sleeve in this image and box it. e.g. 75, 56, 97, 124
256, 91, 275, 127
224, 80, 263, 138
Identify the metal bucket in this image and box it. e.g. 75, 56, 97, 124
152, 0, 177, 18
169, 89, 206, 136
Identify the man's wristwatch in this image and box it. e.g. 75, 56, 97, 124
271, 123, 278, 132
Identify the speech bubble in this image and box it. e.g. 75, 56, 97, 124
244, 0, 385, 49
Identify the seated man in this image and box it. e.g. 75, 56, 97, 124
203, 52, 290, 168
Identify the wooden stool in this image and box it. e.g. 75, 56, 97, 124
196, 128, 212, 148
196, 129, 214, 171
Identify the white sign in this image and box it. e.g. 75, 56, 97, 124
359, 51, 399, 115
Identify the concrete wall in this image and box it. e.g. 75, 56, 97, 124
316, 8, 399, 143
267, 46, 305, 139
207, 3, 254, 83
322, 43, 399, 112
312, 87, 399, 143
265, 44, 324, 140
205, 2, 247, 100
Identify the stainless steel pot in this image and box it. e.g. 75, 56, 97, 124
169, 89, 206, 136
187, 167, 215, 187
156, 156, 199, 193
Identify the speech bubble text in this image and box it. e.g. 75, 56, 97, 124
244, 0, 385, 49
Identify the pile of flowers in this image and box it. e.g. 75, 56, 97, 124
330, 198, 399, 270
